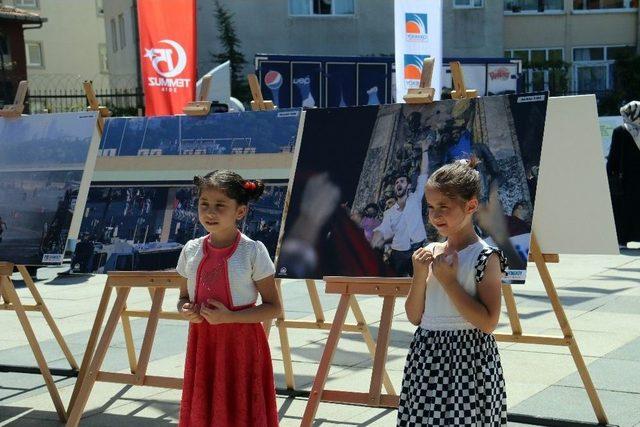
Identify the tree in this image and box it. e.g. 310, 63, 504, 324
213, 1, 250, 103
599, 53, 640, 115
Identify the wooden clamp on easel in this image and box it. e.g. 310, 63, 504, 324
0, 262, 79, 422
302, 62, 609, 426
183, 75, 213, 116
301, 58, 442, 425
83, 81, 111, 135
248, 73, 275, 111
0, 80, 28, 117
449, 61, 478, 100
246, 73, 395, 396
65, 272, 186, 427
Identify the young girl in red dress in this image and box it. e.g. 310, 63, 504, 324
176, 170, 281, 427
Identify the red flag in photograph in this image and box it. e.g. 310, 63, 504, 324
137, 0, 196, 116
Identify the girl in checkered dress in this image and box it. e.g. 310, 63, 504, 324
398, 159, 508, 426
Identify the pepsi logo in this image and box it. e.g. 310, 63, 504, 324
265, 70, 283, 90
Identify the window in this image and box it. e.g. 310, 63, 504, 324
505, 48, 564, 93
118, 14, 126, 49
99, 43, 108, 73
289, 0, 355, 15
110, 18, 118, 52
14, 0, 38, 8
573, 45, 634, 92
25, 41, 43, 67
573, 0, 638, 10
95, 0, 104, 15
454, 0, 484, 8
504, 0, 563, 12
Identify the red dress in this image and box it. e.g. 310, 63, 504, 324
179, 234, 279, 427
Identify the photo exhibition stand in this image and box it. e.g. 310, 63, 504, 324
299, 60, 609, 427
65, 77, 217, 427
0, 81, 80, 423
247, 74, 395, 396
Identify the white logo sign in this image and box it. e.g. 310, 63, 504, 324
144, 39, 187, 78
143, 39, 190, 92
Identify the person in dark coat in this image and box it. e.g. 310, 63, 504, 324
607, 101, 640, 246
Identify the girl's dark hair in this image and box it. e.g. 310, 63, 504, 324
426, 157, 481, 201
193, 170, 265, 205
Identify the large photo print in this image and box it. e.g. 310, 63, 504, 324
277, 93, 548, 283
0, 112, 98, 265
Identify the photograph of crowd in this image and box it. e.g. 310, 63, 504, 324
277, 93, 548, 283
72, 183, 288, 273
0, 112, 98, 265
98, 109, 301, 156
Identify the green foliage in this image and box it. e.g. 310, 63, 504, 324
522, 59, 571, 96
590, 53, 639, 115
213, 1, 250, 103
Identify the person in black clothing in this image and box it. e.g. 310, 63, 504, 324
607, 101, 640, 247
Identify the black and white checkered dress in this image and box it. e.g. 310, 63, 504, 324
397, 243, 508, 426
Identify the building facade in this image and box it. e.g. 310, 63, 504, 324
7, 0, 109, 93
502, 0, 639, 94
104, 1, 640, 104
0, 4, 45, 106
103, 0, 139, 91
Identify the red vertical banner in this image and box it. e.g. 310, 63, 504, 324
137, 0, 196, 116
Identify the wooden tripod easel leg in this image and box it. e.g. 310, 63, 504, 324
367, 296, 396, 405
306, 279, 325, 323
17, 265, 79, 370
501, 284, 522, 336
65, 286, 131, 427
263, 279, 295, 389
0, 274, 67, 422
133, 288, 165, 384
301, 293, 351, 427
120, 303, 138, 374
348, 296, 396, 395
68, 284, 113, 414
529, 234, 608, 425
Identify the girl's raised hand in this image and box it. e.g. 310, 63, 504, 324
412, 247, 434, 277
200, 299, 233, 324
432, 250, 458, 287
179, 302, 204, 323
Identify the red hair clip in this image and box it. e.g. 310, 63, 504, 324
243, 181, 256, 191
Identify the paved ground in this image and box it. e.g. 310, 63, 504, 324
1, 248, 639, 426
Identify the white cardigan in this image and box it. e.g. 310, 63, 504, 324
176, 233, 275, 308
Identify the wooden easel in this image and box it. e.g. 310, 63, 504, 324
0, 262, 79, 422
301, 62, 609, 425
0, 80, 28, 117
449, 61, 478, 99
183, 75, 213, 116
65, 272, 185, 427
66, 83, 224, 426
0, 82, 80, 423
246, 73, 395, 395
248, 73, 275, 111
83, 81, 111, 134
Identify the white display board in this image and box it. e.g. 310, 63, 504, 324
532, 95, 619, 255
599, 115, 623, 159
394, 0, 443, 100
